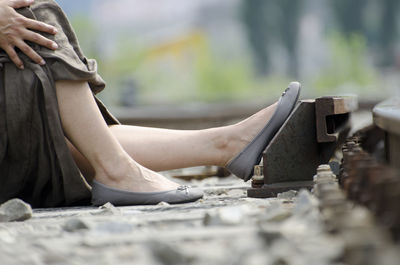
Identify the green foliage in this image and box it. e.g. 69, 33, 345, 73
98, 36, 269, 104
70, 16, 100, 60
67, 16, 387, 105
106, 37, 147, 75
312, 32, 380, 96
194, 52, 254, 102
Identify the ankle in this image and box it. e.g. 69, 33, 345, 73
212, 125, 240, 166
93, 153, 137, 184
219, 120, 265, 166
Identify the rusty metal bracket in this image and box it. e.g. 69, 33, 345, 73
247, 96, 357, 198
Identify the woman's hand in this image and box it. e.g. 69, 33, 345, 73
0, 0, 58, 69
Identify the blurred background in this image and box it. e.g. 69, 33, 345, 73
56, 0, 400, 108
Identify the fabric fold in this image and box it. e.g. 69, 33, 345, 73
0, 0, 119, 207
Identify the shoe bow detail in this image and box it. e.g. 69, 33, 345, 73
177, 185, 190, 195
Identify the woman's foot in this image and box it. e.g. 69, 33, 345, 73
91, 152, 204, 206
91, 156, 203, 206
94, 156, 180, 193
223, 82, 301, 180
219, 102, 278, 166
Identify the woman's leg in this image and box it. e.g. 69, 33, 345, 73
108, 102, 277, 172
56, 80, 179, 192
66, 100, 278, 177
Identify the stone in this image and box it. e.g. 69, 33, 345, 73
292, 189, 318, 216
258, 226, 282, 245
148, 240, 189, 265
277, 190, 297, 200
0, 165, 399, 265
157, 201, 170, 206
94, 221, 135, 234
94, 202, 121, 215
63, 218, 90, 232
0, 199, 32, 222
281, 190, 323, 236
203, 206, 245, 226
0, 230, 15, 244
198, 177, 220, 187
261, 201, 292, 222
204, 188, 228, 196
226, 189, 247, 197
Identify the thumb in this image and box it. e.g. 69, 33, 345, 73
7, 0, 34, 9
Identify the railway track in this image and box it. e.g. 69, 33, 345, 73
340, 98, 400, 241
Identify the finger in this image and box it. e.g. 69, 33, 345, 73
15, 40, 45, 65
23, 29, 58, 50
3, 44, 24, 69
23, 17, 57, 35
8, 0, 34, 9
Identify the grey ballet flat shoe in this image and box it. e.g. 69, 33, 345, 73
91, 180, 204, 206
226, 81, 301, 181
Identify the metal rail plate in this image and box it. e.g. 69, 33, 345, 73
248, 96, 357, 198
316, 96, 358, 142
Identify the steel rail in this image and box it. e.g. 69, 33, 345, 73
373, 97, 400, 170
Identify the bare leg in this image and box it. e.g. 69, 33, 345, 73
108, 102, 278, 171
66, 138, 94, 180
56, 80, 179, 192
67, 101, 278, 178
